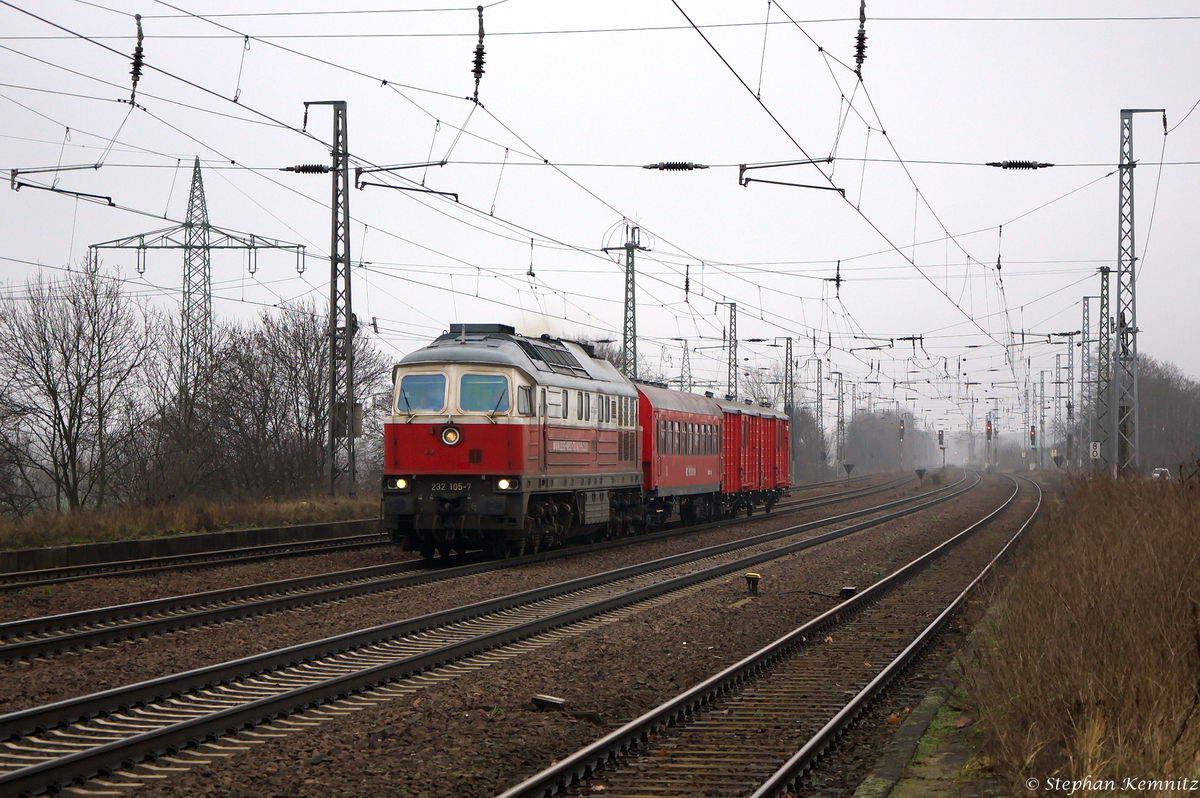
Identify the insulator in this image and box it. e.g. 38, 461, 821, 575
472, 5, 486, 102
129, 14, 145, 103
987, 160, 1055, 170
287, 164, 330, 174
643, 162, 707, 171
473, 45, 486, 80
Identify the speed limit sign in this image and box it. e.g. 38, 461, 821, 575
1090, 441, 1101, 460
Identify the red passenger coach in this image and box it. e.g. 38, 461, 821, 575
715, 397, 790, 511
638, 384, 723, 525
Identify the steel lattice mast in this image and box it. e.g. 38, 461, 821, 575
316, 101, 357, 497
1096, 266, 1112, 470
1081, 297, 1094, 451
727, 302, 737, 399
680, 339, 691, 392
1113, 109, 1164, 474
783, 337, 794, 415
181, 158, 211, 395
602, 223, 648, 380
89, 160, 305, 397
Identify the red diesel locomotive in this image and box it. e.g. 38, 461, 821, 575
381, 324, 790, 558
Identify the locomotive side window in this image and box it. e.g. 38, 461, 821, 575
398, 373, 446, 412
562, 391, 570, 419
517, 385, 532, 416
577, 391, 584, 420
459, 374, 509, 412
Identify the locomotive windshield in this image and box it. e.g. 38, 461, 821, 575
460, 374, 510, 412
398, 373, 446, 412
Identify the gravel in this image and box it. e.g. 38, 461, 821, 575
118, 474, 1022, 798
0, 474, 935, 714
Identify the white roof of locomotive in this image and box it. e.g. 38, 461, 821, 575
399, 326, 638, 396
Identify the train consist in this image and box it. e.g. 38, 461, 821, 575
381, 324, 791, 558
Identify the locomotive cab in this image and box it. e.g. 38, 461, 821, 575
382, 324, 642, 560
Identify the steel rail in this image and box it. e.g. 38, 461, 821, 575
0, 474, 912, 661
0, 473, 889, 591
0, 532, 389, 590
0, 472, 966, 738
750, 475, 1042, 797
495, 474, 1036, 798
0, 475, 978, 796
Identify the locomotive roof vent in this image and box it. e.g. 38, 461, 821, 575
449, 323, 515, 336
516, 338, 592, 379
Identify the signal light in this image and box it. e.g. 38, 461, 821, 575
986, 421, 993, 441
898, 420, 905, 441
1030, 425, 1037, 449
937, 430, 944, 446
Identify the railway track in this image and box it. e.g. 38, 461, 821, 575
0, 531, 389, 591
0, 473, 978, 797
497, 475, 1041, 798
0, 473, 914, 662
0, 474, 887, 592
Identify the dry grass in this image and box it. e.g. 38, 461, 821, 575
0, 494, 381, 551
973, 478, 1200, 792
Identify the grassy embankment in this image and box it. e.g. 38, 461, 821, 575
0, 494, 381, 551
973, 478, 1200, 791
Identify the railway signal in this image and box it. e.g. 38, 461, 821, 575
937, 429, 944, 447
1030, 425, 1037, 449
898, 420, 905, 441
985, 420, 992, 440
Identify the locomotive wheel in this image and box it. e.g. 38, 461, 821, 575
519, 519, 535, 557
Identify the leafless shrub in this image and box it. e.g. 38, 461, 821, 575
973, 478, 1200, 789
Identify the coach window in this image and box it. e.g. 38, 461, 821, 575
398, 373, 446, 413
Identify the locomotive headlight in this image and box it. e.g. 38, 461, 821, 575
385, 477, 410, 491
496, 477, 520, 491
441, 426, 461, 446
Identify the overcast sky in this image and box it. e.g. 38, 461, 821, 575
3, 1, 1199, 438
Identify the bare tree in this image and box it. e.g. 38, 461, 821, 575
0, 271, 152, 512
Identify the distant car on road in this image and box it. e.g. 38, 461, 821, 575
1151, 467, 1172, 481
